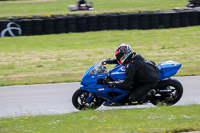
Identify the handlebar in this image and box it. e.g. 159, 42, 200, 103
97, 75, 110, 85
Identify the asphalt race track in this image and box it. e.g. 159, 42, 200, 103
0, 76, 199, 118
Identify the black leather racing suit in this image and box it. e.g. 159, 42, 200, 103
105, 52, 159, 101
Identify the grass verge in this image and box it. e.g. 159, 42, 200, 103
0, 26, 200, 86
0, 105, 200, 133
0, 0, 187, 18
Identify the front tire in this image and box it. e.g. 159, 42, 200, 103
151, 79, 183, 106
72, 89, 104, 110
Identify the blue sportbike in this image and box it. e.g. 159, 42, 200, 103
72, 60, 183, 110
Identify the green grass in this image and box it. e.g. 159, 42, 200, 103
0, 26, 200, 86
0, 105, 200, 133
0, 0, 187, 18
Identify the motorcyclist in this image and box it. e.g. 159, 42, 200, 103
104, 43, 159, 104
77, 0, 87, 8
187, 0, 200, 7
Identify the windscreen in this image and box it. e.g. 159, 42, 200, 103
89, 61, 108, 75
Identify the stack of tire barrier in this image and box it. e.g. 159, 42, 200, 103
160, 12, 170, 28
118, 14, 129, 30
20, 19, 32, 35
97, 14, 107, 30
32, 19, 43, 35
54, 17, 65, 34
129, 13, 139, 29
87, 15, 97, 31
65, 16, 76, 32
43, 17, 55, 34
0, 9, 200, 37
107, 14, 118, 30
149, 12, 160, 29
76, 15, 87, 32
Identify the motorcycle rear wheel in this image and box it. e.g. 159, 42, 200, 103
151, 79, 183, 106
72, 89, 104, 110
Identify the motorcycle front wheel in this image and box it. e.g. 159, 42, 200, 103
72, 89, 104, 110
151, 79, 183, 106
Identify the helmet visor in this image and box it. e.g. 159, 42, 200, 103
116, 52, 124, 65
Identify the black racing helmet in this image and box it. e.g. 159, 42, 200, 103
115, 43, 133, 65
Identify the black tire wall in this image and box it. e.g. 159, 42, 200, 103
32, 19, 43, 35
20, 19, 32, 35
0, 20, 10, 36
54, 17, 66, 33
1, 9, 200, 37
118, 14, 129, 30
149, 13, 160, 29
43, 18, 55, 34
129, 13, 139, 29
107, 14, 118, 30
97, 14, 108, 30
87, 15, 97, 31
65, 16, 77, 33
160, 12, 170, 28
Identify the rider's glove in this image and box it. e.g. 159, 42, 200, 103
102, 58, 113, 65
107, 82, 116, 88
102, 61, 106, 66
102, 59, 109, 66
97, 77, 107, 84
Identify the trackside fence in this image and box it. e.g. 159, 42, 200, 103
0, 10, 200, 37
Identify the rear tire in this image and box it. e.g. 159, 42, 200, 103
72, 89, 104, 110
151, 79, 183, 106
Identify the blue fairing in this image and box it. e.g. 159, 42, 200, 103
158, 61, 182, 80
109, 64, 126, 81
81, 64, 96, 85
81, 62, 108, 88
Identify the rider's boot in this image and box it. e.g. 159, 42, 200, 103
138, 89, 156, 103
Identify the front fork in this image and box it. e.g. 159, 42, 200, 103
86, 93, 93, 103
80, 86, 94, 103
